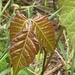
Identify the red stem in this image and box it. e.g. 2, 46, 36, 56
44, 53, 54, 71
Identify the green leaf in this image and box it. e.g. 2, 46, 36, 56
0, 69, 9, 75
0, 52, 7, 72
17, 70, 28, 75
17, 66, 34, 75
23, 66, 34, 75
58, 0, 75, 48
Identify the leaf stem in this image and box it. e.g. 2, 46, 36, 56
55, 27, 64, 47
41, 48, 47, 75
44, 53, 54, 72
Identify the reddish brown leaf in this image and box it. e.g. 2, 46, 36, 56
10, 14, 55, 75
10, 13, 28, 41
34, 15, 56, 52
10, 29, 39, 75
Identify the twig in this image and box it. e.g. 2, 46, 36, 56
55, 49, 66, 65
55, 27, 64, 47
45, 64, 63, 75
57, 71, 61, 75
2, 14, 9, 19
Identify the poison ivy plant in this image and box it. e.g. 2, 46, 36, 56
58, 0, 75, 48
10, 13, 55, 75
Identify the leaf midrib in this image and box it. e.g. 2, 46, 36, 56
14, 31, 28, 75
34, 21, 54, 51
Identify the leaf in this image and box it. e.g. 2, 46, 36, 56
17, 66, 34, 75
10, 14, 55, 74
0, 69, 9, 75
10, 29, 39, 75
34, 15, 56, 52
0, 52, 7, 72
58, 0, 75, 48
10, 13, 28, 41
17, 70, 28, 75
0, 42, 5, 52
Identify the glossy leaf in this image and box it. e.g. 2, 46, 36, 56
17, 66, 34, 75
10, 13, 28, 41
10, 14, 55, 75
10, 29, 39, 75
34, 15, 56, 52
58, 0, 75, 48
